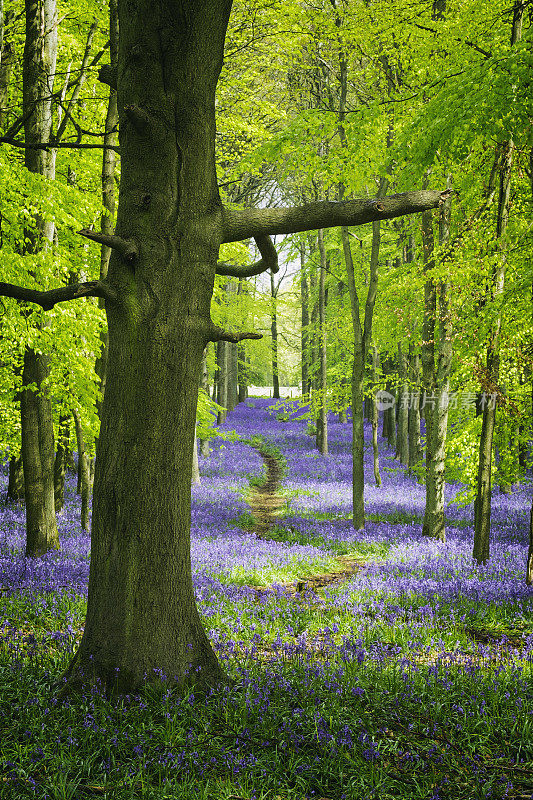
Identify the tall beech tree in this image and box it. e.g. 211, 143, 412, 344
21, 0, 60, 556
0, 0, 450, 692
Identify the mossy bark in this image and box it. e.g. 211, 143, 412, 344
65, 0, 231, 692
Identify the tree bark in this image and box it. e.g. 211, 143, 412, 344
237, 281, 247, 403
199, 346, 211, 457
316, 229, 328, 454
20, 0, 60, 556
54, 416, 70, 513
72, 409, 90, 531
473, 3, 522, 565
22, 349, 59, 555
527, 497, 533, 586
227, 341, 238, 411
300, 242, 311, 401
0, 6, 14, 130
95, 0, 119, 421
408, 345, 423, 469
270, 271, 280, 399
65, 0, 233, 692
216, 339, 228, 424
396, 343, 409, 467
371, 344, 381, 487
421, 183, 452, 542
473, 141, 513, 564
387, 384, 397, 451
6, 455, 24, 503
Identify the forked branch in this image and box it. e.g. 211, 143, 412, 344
0, 280, 115, 311
216, 234, 278, 278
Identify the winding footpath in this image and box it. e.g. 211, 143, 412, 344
248, 444, 365, 596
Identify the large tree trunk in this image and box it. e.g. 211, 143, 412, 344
21, 0, 59, 556
316, 229, 328, 455
65, 0, 232, 692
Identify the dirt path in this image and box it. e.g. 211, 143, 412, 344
249, 449, 285, 536
248, 446, 364, 596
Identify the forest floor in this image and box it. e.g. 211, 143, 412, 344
0, 398, 532, 800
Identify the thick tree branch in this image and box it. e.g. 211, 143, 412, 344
222, 189, 454, 243
216, 234, 278, 278
208, 324, 262, 343
98, 64, 117, 90
78, 229, 137, 262
0, 280, 115, 311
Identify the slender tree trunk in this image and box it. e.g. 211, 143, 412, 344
227, 341, 238, 412
371, 344, 381, 486
421, 184, 452, 541
72, 409, 90, 531
316, 229, 328, 455
341, 226, 365, 528
309, 250, 319, 394
54, 415, 70, 512
527, 497, 533, 585
22, 349, 59, 555
216, 340, 228, 424
6, 455, 24, 503
408, 346, 422, 469
237, 341, 247, 403
199, 346, 211, 457
300, 243, 311, 401
397, 343, 409, 466
473, 3, 522, 564
473, 141, 513, 563
387, 384, 397, 451
382, 359, 390, 439
270, 270, 280, 399
20, 0, 60, 556
0, 7, 14, 130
